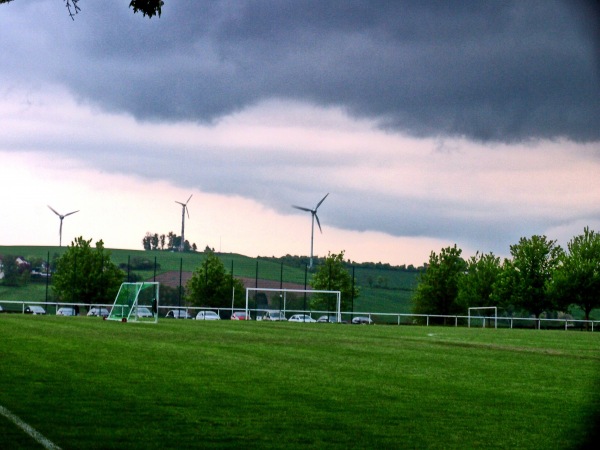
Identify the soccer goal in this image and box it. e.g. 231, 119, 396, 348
468, 306, 498, 328
107, 282, 159, 323
245, 287, 341, 321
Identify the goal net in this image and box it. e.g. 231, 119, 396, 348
468, 306, 498, 328
245, 287, 341, 321
107, 282, 159, 323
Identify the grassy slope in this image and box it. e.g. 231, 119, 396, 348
0, 316, 598, 449
0, 246, 418, 314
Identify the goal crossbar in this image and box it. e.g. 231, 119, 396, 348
245, 287, 341, 321
468, 306, 498, 328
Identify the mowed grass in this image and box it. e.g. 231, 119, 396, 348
0, 317, 598, 449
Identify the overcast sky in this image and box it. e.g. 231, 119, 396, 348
1, 0, 599, 266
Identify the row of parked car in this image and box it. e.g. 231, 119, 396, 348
7, 305, 373, 324
167, 309, 374, 324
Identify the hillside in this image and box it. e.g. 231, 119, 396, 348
0, 245, 418, 316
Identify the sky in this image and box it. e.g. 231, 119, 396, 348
1, 0, 599, 266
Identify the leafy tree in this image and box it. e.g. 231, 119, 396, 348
489, 258, 517, 314
552, 227, 600, 321
457, 252, 502, 312
52, 237, 124, 305
310, 251, 359, 311
507, 235, 563, 318
167, 231, 177, 250
0, 255, 30, 287
186, 251, 245, 308
412, 245, 466, 318
142, 232, 152, 251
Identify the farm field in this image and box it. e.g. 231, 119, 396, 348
0, 245, 419, 314
0, 316, 598, 449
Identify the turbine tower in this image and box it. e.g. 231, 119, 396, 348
292, 193, 329, 269
47, 205, 79, 247
175, 194, 192, 252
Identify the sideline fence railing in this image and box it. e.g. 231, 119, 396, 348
1, 300, 597, 331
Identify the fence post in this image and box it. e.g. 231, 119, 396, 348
351, 266, 355, 317
303, 264, 308, 313
178, 257, 183, 308
45, 251, 50, 307
279, 262, 283, 311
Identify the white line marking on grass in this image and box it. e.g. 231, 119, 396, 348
0, 404, 61, 450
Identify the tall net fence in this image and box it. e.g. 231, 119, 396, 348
0, 249, 419, 319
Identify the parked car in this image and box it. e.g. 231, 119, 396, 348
0, 305, 4, 313
87, 307, 110, 317
57, 307, 77, 316
261, 310, 287, 321
165, 310, 193, 319
135, 307, 154, 318
231, 311, 250, 320
352, 316, 374, 324
25, 305, 46, 315
196, 310, 220, 320
288, 314, 316, 323
317, 315, 342, 323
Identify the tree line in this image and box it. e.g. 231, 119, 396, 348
258, 254, 425, 273
142, 231, 198, 252
413, 228, 600, 322
45, 238, 358, 314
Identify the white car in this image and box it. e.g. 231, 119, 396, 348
25, 305, 46, 315
165, 309, 193, 319
87, 307, 110, 317
196, 310, 220, 320
261, 310, 287, 321
288, 314, 316, 323
316, 315, 346, 323
57, 307, 77, 316
352, 316, 374, 324
135, 307, 154, 318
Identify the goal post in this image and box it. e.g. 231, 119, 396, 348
468, 306, 498, 328
107, 282, 159, 323
244, 287, 341, 321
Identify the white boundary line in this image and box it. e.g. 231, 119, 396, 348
0, 404, 61, 450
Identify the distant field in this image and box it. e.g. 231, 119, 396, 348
0, 316, 598, 449
0, 245, 419, 314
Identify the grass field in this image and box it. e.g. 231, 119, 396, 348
1, 316, 598, 449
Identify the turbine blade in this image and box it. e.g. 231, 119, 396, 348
47, 205, 60, 216
315, 213, 323, 233
292, 205, 311, 212
315, 193, 329, 210
64, 210, 79, 217
186, 194, 193, 204
186, 206, 190, 219
175, 201, 185, 206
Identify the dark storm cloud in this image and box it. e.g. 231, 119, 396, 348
25, 0, 597, 143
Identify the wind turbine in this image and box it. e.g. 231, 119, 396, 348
292, 193, 329, 269
47, 205, 79, 247
175, 194, 192, 252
